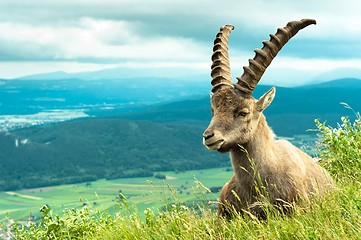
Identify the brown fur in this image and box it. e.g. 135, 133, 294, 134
203, 87, 333, 218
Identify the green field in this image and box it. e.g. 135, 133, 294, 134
0, 134, 317, 225
0, 168, 232, 224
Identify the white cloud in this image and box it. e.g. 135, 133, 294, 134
0, 0, 359, 83
0, 17, 208, 63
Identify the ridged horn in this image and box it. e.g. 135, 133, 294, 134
211, 24, 234, 93
235, 19, 316, 95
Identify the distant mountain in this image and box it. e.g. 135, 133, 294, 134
15, 66, 208, 82
310, 68, 361, 85
15, 71, 72, 81
300, 78, 361, 89
15, 66, 361, 87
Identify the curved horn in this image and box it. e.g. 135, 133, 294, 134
235, 19, 316, 95
211, 25, 234, 93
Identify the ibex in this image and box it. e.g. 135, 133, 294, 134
203, 19, 333, 218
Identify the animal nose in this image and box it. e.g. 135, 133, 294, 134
203, 130, 214, 140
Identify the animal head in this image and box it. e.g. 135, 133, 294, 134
203, 19, 316, 152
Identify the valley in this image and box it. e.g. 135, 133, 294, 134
0, 168, 232, 223
0, 77, 360, 210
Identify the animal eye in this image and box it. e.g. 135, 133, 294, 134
236, 111, 248, 117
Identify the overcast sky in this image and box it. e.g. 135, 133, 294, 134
0, 0, 360, 85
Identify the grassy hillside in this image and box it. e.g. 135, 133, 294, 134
5, 113, 361, 239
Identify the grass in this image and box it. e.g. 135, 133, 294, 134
8, 179, 360, 239
106, 186, 359, 239
2, 114, 361, 239
0, 168, 232, 224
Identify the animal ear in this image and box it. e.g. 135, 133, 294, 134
256, 86, 276, 112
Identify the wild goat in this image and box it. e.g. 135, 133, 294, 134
203, 19, 333, 218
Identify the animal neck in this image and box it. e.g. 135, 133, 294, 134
230, 114, 275, 178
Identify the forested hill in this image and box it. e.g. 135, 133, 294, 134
0, 119, 228, 191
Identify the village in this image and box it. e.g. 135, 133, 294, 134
0, 110, 88, 132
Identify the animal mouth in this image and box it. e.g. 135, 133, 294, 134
204, 139, 225, 151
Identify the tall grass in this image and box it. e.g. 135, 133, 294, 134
6, 112, 361, 239
315, 103, 361, 182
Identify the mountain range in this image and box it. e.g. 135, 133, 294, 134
13, 66, 361, 87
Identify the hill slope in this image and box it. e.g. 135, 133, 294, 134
0, 119, 227, 191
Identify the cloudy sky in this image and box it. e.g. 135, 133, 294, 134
0, 0, 360, 86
